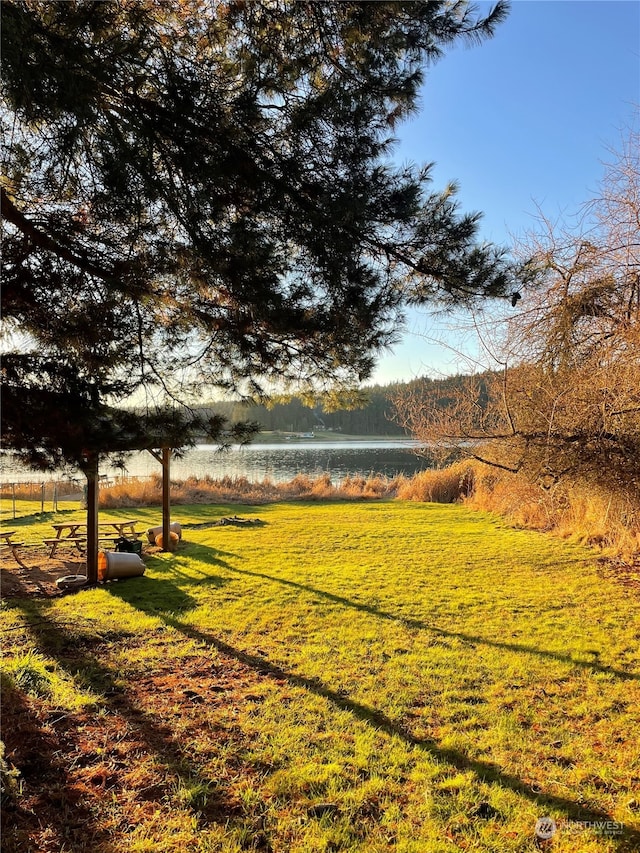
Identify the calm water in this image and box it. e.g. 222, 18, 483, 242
1, 440, 429, 484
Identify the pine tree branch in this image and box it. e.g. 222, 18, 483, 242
1, 187, 115, 284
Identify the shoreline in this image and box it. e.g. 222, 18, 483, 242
228, 430, 409, 445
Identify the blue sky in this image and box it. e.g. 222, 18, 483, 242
371, 0, 640, 385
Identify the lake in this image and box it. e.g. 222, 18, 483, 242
1, 440, 430, 485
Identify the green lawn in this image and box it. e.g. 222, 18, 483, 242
1, 502, 639, 852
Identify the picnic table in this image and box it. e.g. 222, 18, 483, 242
45, 520, 143, 558
0, 530, 28, 569
51, 519, 141, 539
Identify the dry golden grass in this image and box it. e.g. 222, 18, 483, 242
98, 471, 399, 508
0, 481, 81, 501
467, 464, 640, 560
394, 461, 475, 503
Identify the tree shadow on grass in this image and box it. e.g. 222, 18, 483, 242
6, 510, 61, 526
140, 611, 640, 850
4, 594, 244, 849
1, 672, 117, 853
210, 559, 639, 682
142, 546, 237, 583
103, 569, 639, 845
105, 573, 214, 614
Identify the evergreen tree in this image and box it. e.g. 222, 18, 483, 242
2, 0, 520, 471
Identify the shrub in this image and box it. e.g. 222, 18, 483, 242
466, 464, 639, 560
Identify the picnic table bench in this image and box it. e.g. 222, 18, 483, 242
43, 536, 87, 558
0, 530, 28, 569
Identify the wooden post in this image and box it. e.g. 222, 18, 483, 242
162, 447, 171, 552
146, 447, 173, 552
85, 454, 99, 585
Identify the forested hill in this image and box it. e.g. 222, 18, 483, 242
205, 376, 469, 437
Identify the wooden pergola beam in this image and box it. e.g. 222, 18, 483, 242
146, 447, 173, 552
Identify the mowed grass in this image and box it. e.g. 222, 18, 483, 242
1, 501, 639, 852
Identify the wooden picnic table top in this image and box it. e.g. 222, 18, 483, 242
52, 519, 137, 528
51, 520, 141, 537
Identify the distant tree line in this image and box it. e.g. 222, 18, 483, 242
204, 376, 471, 436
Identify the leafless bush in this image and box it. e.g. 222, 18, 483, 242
392, 122, 640, 506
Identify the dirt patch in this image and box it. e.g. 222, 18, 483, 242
597, 556, 640, 596
182, 515, 266, 530
1, 643, 268, 853
0, 544, 166, 599
0, 548, 84, 598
